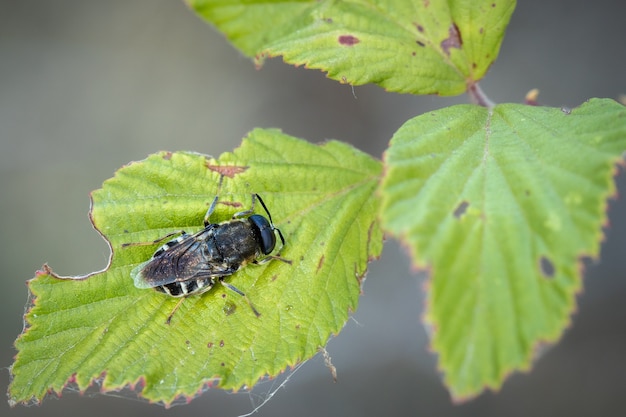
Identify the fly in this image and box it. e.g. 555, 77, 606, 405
123, 193, 290, 324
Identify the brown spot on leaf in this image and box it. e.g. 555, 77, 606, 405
205, 163, 248, 178
162, 152, 173, 160
539, 256, 555, 278
416, 40, 425, 47
440, 23, 463, 56
338, 35, 360, 46
453, 201, 469, 218
317, 255, 325, 273
219, 200, 243, 208
207, 342, 213, 348
219, 340, 225, 347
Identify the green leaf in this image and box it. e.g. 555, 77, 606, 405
380, 98, 626, 399
187, 0, 516, 95
9, 129, 383, 406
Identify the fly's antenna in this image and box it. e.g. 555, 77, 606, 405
255, 194, 286, 246
254, 194, 273, 222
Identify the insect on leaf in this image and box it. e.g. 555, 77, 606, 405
9, 129, 383, 406
380, 98, 626, 400
188, 0, 516, 95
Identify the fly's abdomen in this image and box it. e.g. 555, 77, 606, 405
155, 277, 215, 297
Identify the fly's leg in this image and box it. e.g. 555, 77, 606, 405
254, 255, 292, 265
203, 195, 219, 226
121, 230, 188, 248
232, 193, 273, 220
166, 280, 260, 324
233, 193, 257, 219
203, 174, 225, 225
165, 298, 186, 325
220, 279, 261, 318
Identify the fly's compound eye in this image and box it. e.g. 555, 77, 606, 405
248, 214, 276, 255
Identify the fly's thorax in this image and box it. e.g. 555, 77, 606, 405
212, 219, 263, 265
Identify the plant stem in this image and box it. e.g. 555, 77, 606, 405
468, 83, 495, 108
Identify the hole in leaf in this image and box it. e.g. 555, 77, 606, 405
453, 201, 469, 218
539, 256, 555, 278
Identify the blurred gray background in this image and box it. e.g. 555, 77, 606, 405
1, 1, 625, 416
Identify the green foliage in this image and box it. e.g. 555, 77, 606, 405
380, 99, 626, 399
188, 0, 516, 95
9, 129, 383, 405
9, 0, 626, 408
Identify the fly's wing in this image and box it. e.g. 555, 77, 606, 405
130, 228, 236, 289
